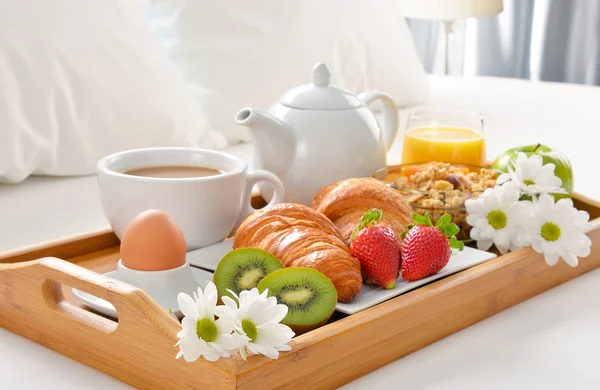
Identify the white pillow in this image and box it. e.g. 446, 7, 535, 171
144, 0, 430, 143
0, 0, 226, 184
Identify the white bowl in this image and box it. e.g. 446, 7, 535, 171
115, 260, 201, 312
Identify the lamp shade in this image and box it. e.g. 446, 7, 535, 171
398, 0, 503, 20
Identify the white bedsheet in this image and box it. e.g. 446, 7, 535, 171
1, 75, 599, 389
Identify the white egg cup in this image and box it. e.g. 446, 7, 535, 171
115, 259, 202, 313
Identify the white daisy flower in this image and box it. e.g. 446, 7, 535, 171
497, 152, 567, 196
223, 288, 295, 360
524, 193, 591, 267
465, 181, 528, 254
175, 282, 239, 362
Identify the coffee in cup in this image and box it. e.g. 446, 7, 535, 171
123, 165, 222, 178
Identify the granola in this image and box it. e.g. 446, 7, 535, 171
392, 162, 499, 240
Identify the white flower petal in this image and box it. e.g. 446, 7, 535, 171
198, 339, 222, 361
246, 299, 269, 325
239, 346, 248, 361
465, 199, 484, 215
469, 227, 482, 241
466, 213, 483, 226
177, 293, 199, 320
572, 210, 591, 228
562, 252, 579, 267
541, 240, 555, 254
255, 323, 295, 347
578, 237, 592, 257
259, 288, 269, 299
248, 343, 268, 356
495, 244, 509, 255
262, 346, 280, 359
493, 230, 510, 248
531, 239, 545, 253
215, 316, 235, 335
203, 350, 222, 362
249, 343, 279, 359
195, 289, 205, 319
195, 286, 204, 302
513, 232, 531, 248
208, 340, 227, 355
265, 296, 278, 308
561, 233, 586, 254
226, 289, 241, 302
474, 218, 490, 230
543, 252, 560, 266
497, 173, 511, 185
527, 153, 541, 164
537, 193, 554, 209
482, 225, 497, 238
204, 282, 217, 300
178, 334, 203, 362
235, 332, 251, 349
212, 342, 232, 358
181, 316, 197, 332
204, 283, 218, 319
244, 288, 261, 306
205, 295, 217, 319
538, 163, 556, 178
222, 295, 240, 312
214, 305, 237, 322
257, 304, 289, 326
476, 239, 494, 251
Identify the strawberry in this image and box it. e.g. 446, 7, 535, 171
401, 213, 464, 282
349, 209, 400, 289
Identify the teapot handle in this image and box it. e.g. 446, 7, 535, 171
358, 91, 399, 151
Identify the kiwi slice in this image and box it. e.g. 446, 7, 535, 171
213, 248, 282, 300
257, 268, 337, 335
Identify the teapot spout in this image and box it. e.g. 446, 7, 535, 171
236, 108, 297, 179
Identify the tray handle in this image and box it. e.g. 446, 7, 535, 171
35, 257, 180, 336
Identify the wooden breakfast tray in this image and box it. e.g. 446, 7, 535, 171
1, 193, 600, 390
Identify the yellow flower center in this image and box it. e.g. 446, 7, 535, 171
487, 210, 507, 229
242, 319, 257, 342
523, 179, 535, 186
541, 222, 561, 242
196, 318, 218, 342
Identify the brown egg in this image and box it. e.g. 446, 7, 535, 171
120, 209, 187, 271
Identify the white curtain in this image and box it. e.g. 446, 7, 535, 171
406, 0, 600, 85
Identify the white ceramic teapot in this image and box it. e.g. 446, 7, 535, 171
236, 63, 399, 205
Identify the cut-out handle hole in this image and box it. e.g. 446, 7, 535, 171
42, 279, 118, 334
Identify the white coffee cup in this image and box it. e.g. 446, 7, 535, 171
97, 147, 284, 250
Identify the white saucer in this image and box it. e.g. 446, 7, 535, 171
72, 267, 213, 319
185, 239, 497, 315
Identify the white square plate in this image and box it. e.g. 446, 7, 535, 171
187, 240, 498, 315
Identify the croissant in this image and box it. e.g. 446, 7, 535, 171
312, 177, 413, 246
233, 203, 362, 303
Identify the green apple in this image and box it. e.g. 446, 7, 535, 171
491, 143, 573, 198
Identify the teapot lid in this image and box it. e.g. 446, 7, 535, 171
279, 63, 364, 110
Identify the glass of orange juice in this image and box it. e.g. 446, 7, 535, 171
401, 109, 485, 166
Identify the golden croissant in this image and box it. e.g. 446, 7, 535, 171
233, 203, 362, 303
312, 177, 413, 246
